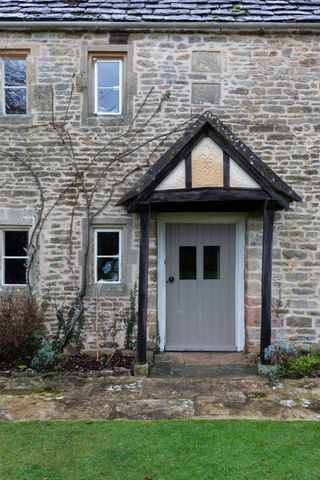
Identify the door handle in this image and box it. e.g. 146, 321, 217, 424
167, 276, 175, 283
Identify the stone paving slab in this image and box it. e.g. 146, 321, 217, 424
0, 374, 320, 422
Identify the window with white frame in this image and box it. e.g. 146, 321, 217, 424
95, 230, 121, 283
94, 58, 122, 115
3, 57, 27, 115
2, 230, 29, 285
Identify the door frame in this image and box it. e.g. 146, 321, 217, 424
156, 212, 246, 352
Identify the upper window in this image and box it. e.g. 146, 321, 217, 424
95, 230, 121, 283
94, 59, 122, 115
3, 58, 27, 115
2, 230, 29, 285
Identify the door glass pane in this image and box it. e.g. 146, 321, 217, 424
179, 246, 196, 280
204, 246, 220, 279
4, 231, 28, 256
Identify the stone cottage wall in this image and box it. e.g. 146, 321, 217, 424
0, 29, 319, 351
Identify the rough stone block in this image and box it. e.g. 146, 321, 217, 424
134, 363, 149, 377
115, 399, 194, 419
31, 85, 52, 111
192, 83, 220, 104
192, 51, 221, 73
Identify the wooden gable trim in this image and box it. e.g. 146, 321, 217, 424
119, 112, 301, 212
205, 128, 290, 209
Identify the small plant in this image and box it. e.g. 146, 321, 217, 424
259, 343, 320, 379
264, 342, 297, 367
52, 303, 85, 353
285, 354, 320, 378
124, 282, 138, 350
31, 342, 57, 371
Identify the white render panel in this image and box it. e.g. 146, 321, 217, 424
155, 160, 186, 190
192, 137, 223, 187
230, 158, 260, 188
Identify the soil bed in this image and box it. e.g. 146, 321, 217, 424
0, 351, 135, 375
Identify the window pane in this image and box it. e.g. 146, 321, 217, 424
4, 258, 26, 284
97, 88, 120, 114
97, 231, 119, 256
97, 257, 119, 282
179, 246, 196, 280
5, 88, 27, 114
97, 61, 120, 88
204, 246, 220, 279
5, 231, 28, 256
4, 59, 26, 86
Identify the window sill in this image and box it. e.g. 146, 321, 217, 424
87, 281, 128, 297
0, 114, 33, 126
83, 113, 132, 127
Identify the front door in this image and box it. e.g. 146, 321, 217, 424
165, 223, 236, 351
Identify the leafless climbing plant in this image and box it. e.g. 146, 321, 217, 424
0, 78, 194, 351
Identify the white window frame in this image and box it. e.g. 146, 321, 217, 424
2, 57, 27, 116
94, 59, 122, 116
94, 229, 122, 284
1, 228, 29, 286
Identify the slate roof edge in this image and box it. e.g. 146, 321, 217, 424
1, 21, 320, 33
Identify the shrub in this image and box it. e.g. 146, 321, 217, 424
264, 342, 297, 368
260, 343, 320, 379
285, 354, 320, 378
31, 342, 57, 371
0, 291, 45, 362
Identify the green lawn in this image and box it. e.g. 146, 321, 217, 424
1, 420, 319, 479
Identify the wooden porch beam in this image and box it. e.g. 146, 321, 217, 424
260, 201, 275, 362
137, 204, 150, 364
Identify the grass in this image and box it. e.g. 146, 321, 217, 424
1, 420, 320, 479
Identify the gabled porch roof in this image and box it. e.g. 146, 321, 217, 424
119, 111, 301, 213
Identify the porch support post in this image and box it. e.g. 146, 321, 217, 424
260, 200, 274, 362
137, 204, 150, 364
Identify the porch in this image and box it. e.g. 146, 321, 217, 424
119, 112, 301, 363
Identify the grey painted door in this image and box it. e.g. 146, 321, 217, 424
165, 223, 236, 351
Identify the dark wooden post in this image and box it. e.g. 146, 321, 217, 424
260, 201, 275, 362
137, 204, 150, 364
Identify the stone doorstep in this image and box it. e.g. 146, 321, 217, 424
154, 352, 249, 366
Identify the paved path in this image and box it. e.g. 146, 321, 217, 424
0, 373, 320, 422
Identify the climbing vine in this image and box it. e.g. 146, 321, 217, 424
0, 78, 194, 350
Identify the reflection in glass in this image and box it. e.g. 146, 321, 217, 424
97, 61, 120, 88
4, 59, 27, 114
97, 88, 120, 114
4, 59, 26, 86
179, 246, 196, 280
96, 60, 121, 114
97, 257, 119, 282
204, 246, 220, 279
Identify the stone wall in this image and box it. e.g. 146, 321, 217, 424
0, 29, 319, 351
